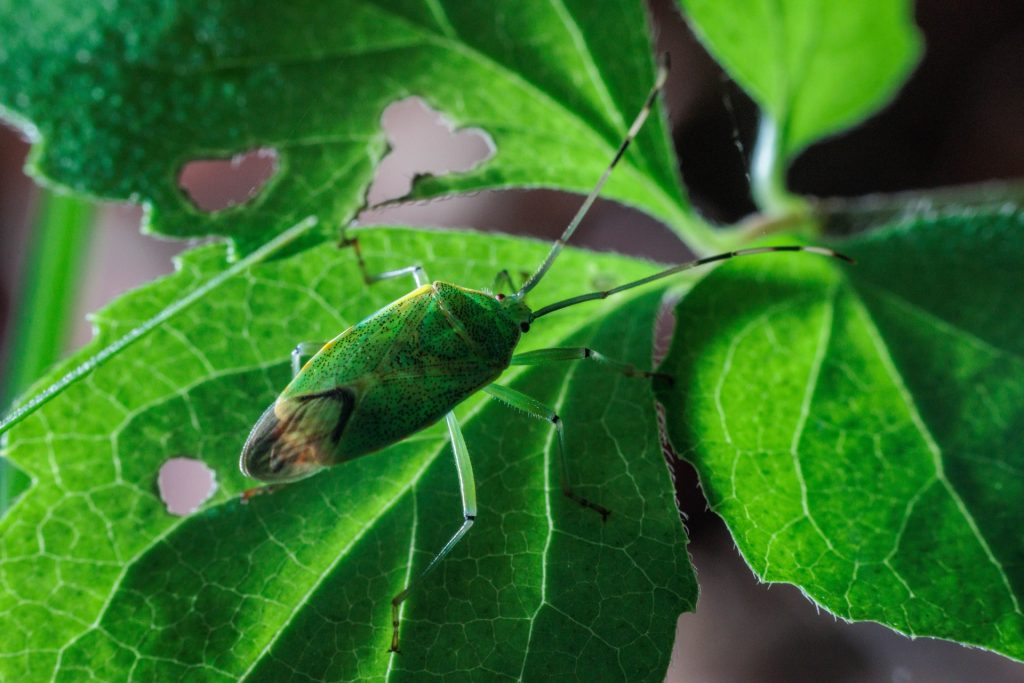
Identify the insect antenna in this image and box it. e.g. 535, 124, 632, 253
529, 245, 854, 320
515, 53, 671, 300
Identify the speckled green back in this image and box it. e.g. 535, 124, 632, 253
280, 283, 520, 461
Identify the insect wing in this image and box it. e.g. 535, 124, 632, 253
240, 387, 356, 483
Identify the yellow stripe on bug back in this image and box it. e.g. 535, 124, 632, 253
394, 284, 435, 307
300, 340, 337, 375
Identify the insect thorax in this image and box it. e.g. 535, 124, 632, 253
431, 282, 522, 366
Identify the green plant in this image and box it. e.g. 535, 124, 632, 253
0, 2, 1020, 681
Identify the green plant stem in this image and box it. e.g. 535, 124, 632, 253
1, 190, 95, 513
751, 115, 808, 218
3, 192, 95, 402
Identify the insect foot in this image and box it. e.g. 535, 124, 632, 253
562, 486, 612, 522
240, 484, 283, 503
389, 596, 405, 653
651, 372, 675, 389
337, 235, 373, 285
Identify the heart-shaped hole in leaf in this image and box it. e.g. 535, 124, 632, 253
178, 148, 279, 212
365, 97, 494, 206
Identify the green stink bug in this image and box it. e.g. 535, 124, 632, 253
239, 55, 851, 652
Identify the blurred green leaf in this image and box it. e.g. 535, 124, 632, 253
2, 192, 94, 405
0, 1, 721, 253
656, 209, 1024, 660
1, 191, 94, 517
0, 228, 695, 681
813, 181, 1024, 236
679, 0, 922, 198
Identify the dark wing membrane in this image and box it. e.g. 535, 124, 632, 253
240, 387, 357, 483
292, 386, 357, 445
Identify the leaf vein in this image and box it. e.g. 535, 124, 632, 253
856, 293, 1023, 617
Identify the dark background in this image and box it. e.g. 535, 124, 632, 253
1, 1, 1023, 680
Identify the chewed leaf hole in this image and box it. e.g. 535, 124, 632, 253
157, 457, 217, 516
365, 97, 494, 206
178, 147, 278, 212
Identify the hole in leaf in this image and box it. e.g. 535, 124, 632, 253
178, 148, 278, 212
356, 96, 688, 268
365, 97, 494, 206
157, 457, 217, 516
357, 99, 685, 265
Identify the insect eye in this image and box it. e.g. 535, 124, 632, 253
520, 322, 530, 333
495, 293, 505, 300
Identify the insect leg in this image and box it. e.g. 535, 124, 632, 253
491, 269, 517, 294
290, 341, 328, 376
389, 411, 476, 653
491, 269, 532, 296
510, 346, 670, 382
483, 383, 610, 520
340, 235, 429, 287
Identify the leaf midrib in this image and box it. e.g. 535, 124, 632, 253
852, 283, 1024, 618
241, 435, 439, 682
515, 323, 587, 682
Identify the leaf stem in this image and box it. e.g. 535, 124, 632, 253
751, 115, 808, 218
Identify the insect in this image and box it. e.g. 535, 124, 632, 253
239, 54, 851, 652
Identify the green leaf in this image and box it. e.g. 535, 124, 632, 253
0, 228, 695, 681
0, 1, 720, 253
679, 0, 922, 161
656, 209, 1024, 660
813, 180, 1024, 236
